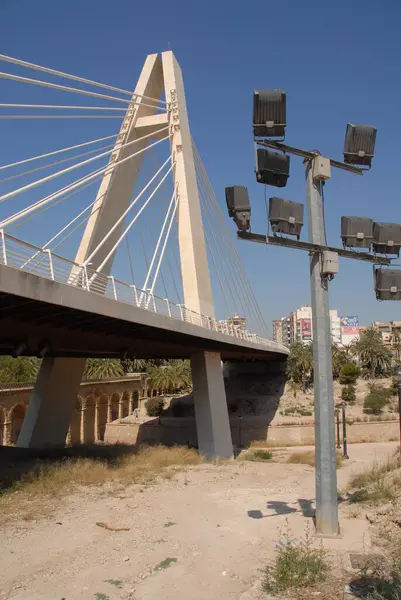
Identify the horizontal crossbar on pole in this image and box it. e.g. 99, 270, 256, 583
237, 231, 391, 265
255, 139, 364, 175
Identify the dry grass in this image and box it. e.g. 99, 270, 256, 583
249, 439, 306, 449
287, 450, 344, 468
348, 456, 400, 490
0, 445, 202, 525
346, 455, 401, 505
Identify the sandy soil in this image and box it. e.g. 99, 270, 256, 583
0, 442, 397, 600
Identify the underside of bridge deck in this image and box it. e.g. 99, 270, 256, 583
0, 289, 284, 362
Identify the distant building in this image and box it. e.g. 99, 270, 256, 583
372, 321, 401, 349
227, 315, 247, 332
273, 306, 355, 347
218, 315, 247, 334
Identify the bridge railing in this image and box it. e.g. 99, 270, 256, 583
0, 231, 274, 348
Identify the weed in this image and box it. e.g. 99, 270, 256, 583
263, 521, 330, 595
94, 594, 110, 600
163, 521, 176, 528
154, 557, 177, 570
243, 450, 273, 462
104, 579, 122, 588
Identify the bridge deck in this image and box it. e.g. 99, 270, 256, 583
0, 264, 288, 361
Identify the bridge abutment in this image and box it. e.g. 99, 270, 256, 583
191, 351, 233, 460
16, 357, 86, 448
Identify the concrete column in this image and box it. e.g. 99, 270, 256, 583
16, 357, 85, 448
191, 351, 233, 460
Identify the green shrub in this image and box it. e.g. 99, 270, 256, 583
145, 397, 165, 417
263, 526, 330, 594
341, 384, 356, 404
363, 385, 391, 414
339, 363, 360, 385
244, 450, 272, 462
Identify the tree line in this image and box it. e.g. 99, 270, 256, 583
286, 326, 400, 414
0, 356, 192, 394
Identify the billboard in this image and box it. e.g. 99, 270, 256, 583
342, 325, 359, 335
340, 316, 359, 327
301, 318, 312, 339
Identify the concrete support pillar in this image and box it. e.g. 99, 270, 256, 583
16, 357, 86, 448
191, 351, 233, 460
107, 398, 112, 423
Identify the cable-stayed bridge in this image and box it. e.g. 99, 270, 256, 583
0, 51, 287, 457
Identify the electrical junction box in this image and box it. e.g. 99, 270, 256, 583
341, 216, 373, 249
374, 268, 401, 301
312, 156, 331, 181
321, 251, 339, 276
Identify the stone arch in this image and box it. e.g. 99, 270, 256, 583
9, 404, 26, 445
130, 389, 140, 413
108, 392, 120, 422
82, 394, 96, 444
0, 407, 5, 446
96, 394, 108, 441
120, 390, 130, 418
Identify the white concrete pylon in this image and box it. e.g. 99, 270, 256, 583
17, 51, 233, 459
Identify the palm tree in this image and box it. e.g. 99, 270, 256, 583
148, 360, 192, 393
84, 358, 124, 380
120, 358, 148, 373
390, 329, 401, 362
332, 345, 347, 379
287, 342, 314, 390
0, 356, 40, 383
351, 327, 392, 379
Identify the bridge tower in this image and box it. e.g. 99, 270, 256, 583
17, 52, 233, 459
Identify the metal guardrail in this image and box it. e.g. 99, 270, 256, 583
0, 230, 274, 348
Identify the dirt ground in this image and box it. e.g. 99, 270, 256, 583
0, 442, 397, 600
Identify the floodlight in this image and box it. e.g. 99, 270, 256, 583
343, 123, 377, 167
225, 186, 251, 231
256, 149, 290, 187
372, 222, 401, 256
253, 90, 286, 138
374, 268, 401, 301
341, 216, 373, 249
269, 197, 304, 239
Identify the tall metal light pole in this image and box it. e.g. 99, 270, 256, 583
225, 91, 401, 535
305, 159, 338, 534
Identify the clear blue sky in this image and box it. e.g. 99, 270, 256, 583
0, 0, 400, 333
